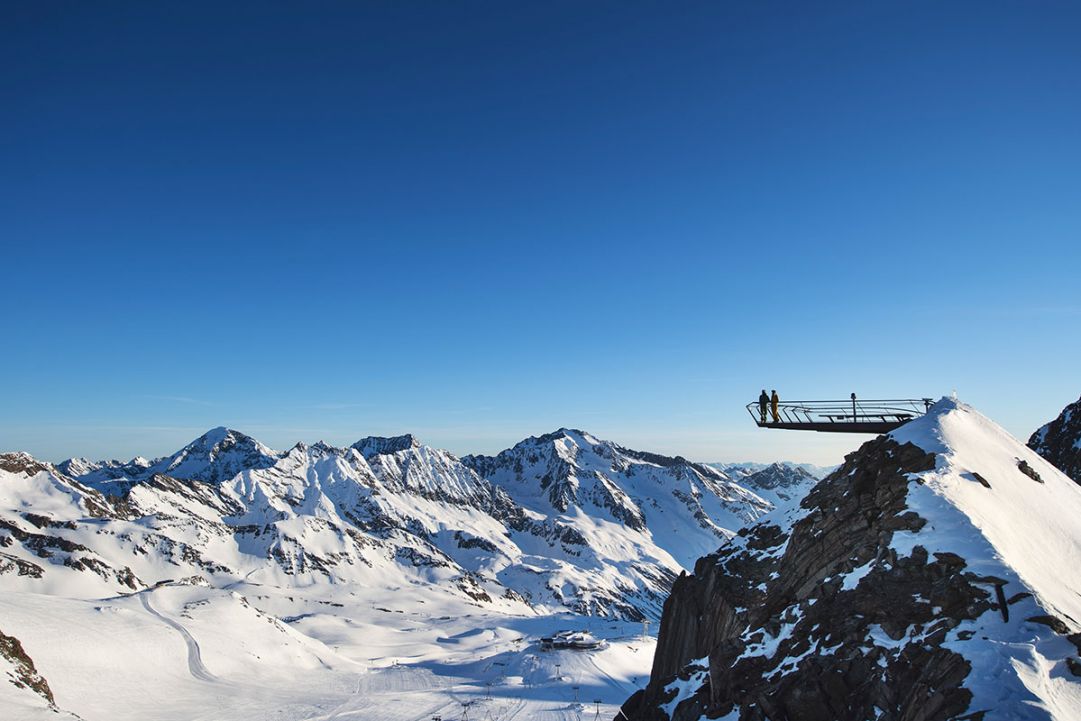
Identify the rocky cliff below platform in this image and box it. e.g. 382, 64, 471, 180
621, 399, 1081, 721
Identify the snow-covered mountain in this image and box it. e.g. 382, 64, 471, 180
713, 460, 837, 481
622, 398, 1081, 721
58, 426, 279, 491
462, 428, 771, 569
3, 428, 777, 620
0, 427, 786, 720
1029, 394, 1081, 485
736, 462, 819, 510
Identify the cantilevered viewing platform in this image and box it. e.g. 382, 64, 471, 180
747, 395, 934, 434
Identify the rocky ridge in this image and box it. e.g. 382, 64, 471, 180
621, 399, 1081, 721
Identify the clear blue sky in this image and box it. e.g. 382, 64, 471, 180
3, 1, 1079, 464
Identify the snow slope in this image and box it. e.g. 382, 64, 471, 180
889, 398, 1081, 716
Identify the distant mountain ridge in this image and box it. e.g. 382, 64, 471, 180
461, 428, 771, 569
711, 460, 837, 480
3, 426, 784, 622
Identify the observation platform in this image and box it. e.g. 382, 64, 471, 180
747, 396, 934, 434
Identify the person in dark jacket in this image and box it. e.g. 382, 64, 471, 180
770, 390, 780, 423
758, 390, 769, 423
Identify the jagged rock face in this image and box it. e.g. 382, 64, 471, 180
0, 453, 52, 477
1, 627, 54, 706
620, 413, 1081, 721
352, 434, 422, 457
1029, 395, 1081, 484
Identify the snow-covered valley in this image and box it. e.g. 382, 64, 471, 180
2, 580, 655, 721
0, 428, 799, 721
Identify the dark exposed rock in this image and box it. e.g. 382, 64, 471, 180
1028, 395, 1081, 485
0, 627, 54, 705
352, 434, 422, 457
1016, 459, 1043, 484
454, 531, 498, 552
1027, 615, 1071, 634
21, 513, 77, 530
0, 552, 45, 578
0, 453, 52, 477
619, 436, 1014, 721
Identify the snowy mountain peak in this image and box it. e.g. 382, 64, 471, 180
143, 426, 280, 483
0, 451, 53, 476
625, 397, 1081, 721
744, 461, 815, 487
54, 456, 93, 478
351, 434, 422, 458
737, 462, 818, 509
536, 427, 600, 445
890, 396, 1081, 626
462, 429, 770, 564
200, 425, 233, 443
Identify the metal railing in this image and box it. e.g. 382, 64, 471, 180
746, 395, 934, 427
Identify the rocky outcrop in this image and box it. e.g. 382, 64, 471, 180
1, 627, 54, 705
352, 434, 423, 457
1028, 394, 1081, 485
620, 420, 1081, 721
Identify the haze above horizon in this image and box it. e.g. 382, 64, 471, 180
3, 2, 1080, 464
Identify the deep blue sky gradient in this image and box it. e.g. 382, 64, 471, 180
3, 2, 1080, 463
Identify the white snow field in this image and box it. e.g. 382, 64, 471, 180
2, 582, 655, 721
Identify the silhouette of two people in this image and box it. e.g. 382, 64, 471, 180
759, 389, 780, 423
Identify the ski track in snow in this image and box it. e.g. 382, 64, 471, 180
139, 592, 219, 684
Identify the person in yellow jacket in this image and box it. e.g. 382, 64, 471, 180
770, 390, 780, 423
